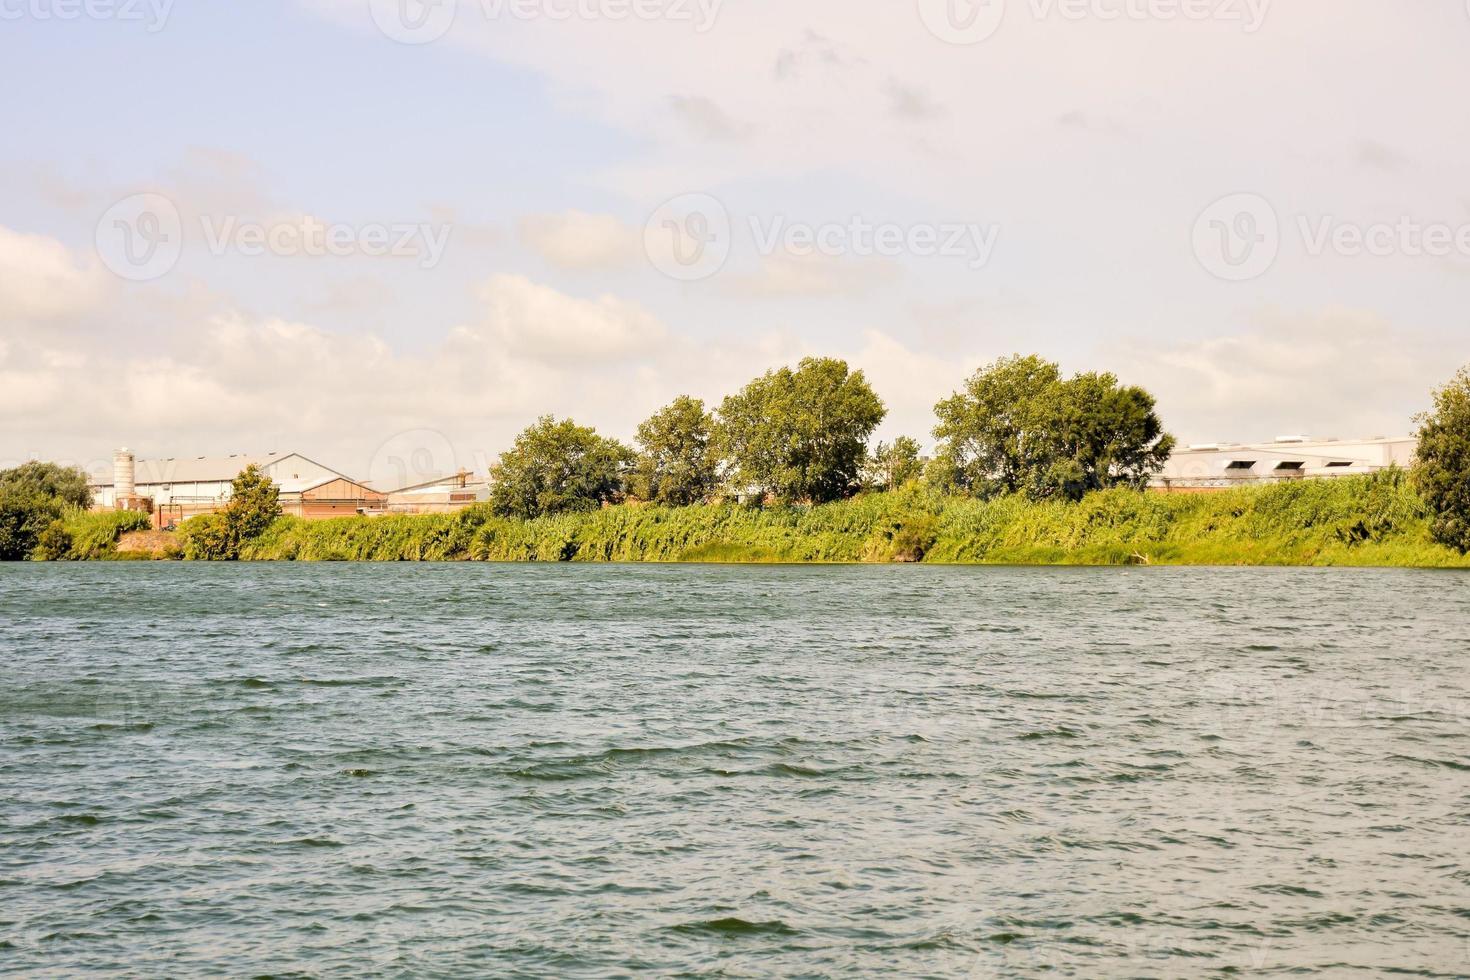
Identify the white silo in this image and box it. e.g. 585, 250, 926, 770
114, 448, 135, 503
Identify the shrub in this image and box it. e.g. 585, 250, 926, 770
34, 521, 74, 561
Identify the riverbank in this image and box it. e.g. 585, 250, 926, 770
59, 471, 1468, 566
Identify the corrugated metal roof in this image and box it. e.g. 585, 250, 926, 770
96, 453, 332, 486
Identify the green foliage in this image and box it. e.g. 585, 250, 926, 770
56, 509, 151, 560
227, 464, 283, 539
934, 354, 1174, 502
177, 465, 284, 560
217, 473, 1466, 567
490, 416, 634, 520
0, 489, 61, 561
714, 357, 886, 504
34, 521, 73, 561
180, 513, 237, 561
0, 461, 93, 510
1413, 365, 1470, 553
864, 436, 925, 491
631, 396, 717, 506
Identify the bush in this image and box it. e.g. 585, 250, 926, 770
59, 509, 153, 560
0, 490, 61, 561
43, 473, 1470, 567
34, 521, 74, 561
180, 513, 238, 560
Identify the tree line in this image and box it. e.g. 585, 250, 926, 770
487, 354, 1176, 518
4, 356, 1470, 560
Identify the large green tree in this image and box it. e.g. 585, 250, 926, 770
1413, 365, 1470, 553
933, 354, 1174, 501
863, 436, 925, 492
0, 461, 93, 510
490, 416, 634, 519
631, 396, 717, 506
714, 357, 886, 504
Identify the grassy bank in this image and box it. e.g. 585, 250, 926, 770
219, 472, 1469, 567
49, 510, 154, 560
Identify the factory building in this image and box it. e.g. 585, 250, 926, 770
384, 471, 492, 514
93, 450, 387, 525
1151, 435, 1416, 493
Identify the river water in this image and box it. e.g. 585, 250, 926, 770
2, 564, 1467, 977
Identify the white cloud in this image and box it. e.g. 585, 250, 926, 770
0, 226, 108, 322
475, 273, 667, 360
1112, 308, 1462, 444
734, 252, 901, 298
518, 210, 641, 270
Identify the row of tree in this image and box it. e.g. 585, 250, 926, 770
487, 354, 1176, 519
7, 358, 1467, 559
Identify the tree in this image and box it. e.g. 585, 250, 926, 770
1413, 365, 1470, 553
226, 465, 283, 539
714, 357, 886, 504
863, 436, 925, 492
0, 461, 93, 510
631, 396, 717, 506
178, 465, 283, 560
0, 489, 61, 561
933, 354, 1174, 502
490, 416, 634, 519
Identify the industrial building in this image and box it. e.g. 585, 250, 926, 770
93, 449, 387, 525
384, 471, 492, 514
1151, 435, 1416, 493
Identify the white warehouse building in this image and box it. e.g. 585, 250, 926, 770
1152, 435, 1416, 493
92, 449, 387, 521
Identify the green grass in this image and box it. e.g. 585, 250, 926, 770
56, 509, 154, 560
224, 472, 1470, 567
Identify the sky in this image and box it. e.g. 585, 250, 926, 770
2, 0, 1468, 487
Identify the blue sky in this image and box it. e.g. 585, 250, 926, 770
2, 0, 1468, 481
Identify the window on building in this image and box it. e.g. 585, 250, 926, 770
1274, 462, 1305, 471
1325, 461, 1353, 468
1225, 460, 1257, 470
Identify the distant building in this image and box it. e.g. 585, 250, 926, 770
92, 450, 386, 523
385, 471, 492, 514
1151, 435, 1416, 493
